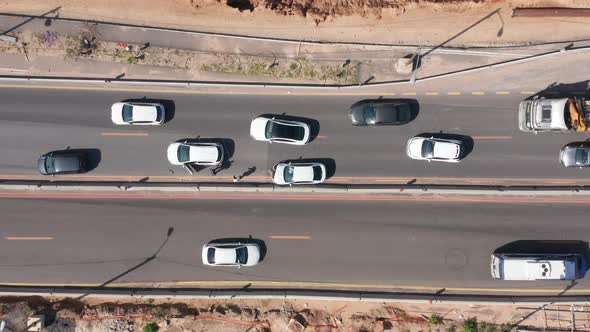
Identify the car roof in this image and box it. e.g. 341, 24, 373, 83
291, 164, 315, 181
500, 256, 577, 280
433, 141, 460, 159
52, 154, 82, 173
128, 104, 159, 122
211, 247, 238, 264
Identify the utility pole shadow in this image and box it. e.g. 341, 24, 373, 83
77, 227, 174, 300
1, 7, 61, 36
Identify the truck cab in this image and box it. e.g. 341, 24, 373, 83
518, 97, 589, 133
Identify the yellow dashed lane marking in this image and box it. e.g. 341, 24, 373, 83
402, 92, 416, 96
101, 132, 149, 137
472, 136, 513, 140
471, 92, 485, 95
425, 92, 439, 95
495, 91, 511, 95
269, 235, 311, 240
520, 91, 535, 95
447, 92, 461, 95
4, 237, 54, 240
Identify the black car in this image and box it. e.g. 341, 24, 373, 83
349, 99, 417, 126
37, 150, 88, 175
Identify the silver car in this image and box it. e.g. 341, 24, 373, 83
560, 141, 590, 167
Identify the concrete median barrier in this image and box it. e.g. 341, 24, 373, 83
1, 179, 590, 196
0, 286, 590, 304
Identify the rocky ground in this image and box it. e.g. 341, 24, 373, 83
0, 295, 586, 332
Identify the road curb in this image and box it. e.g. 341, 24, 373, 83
1, 180, 590, 196
0, 286, 589, 305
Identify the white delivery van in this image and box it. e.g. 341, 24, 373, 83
490, 254, 586, 281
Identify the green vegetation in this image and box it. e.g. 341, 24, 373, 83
479, 321, 496, 332
461, 317, 478, 332
143, 322, 159, 332
428, 314, 444, 325
200, 56, 359, 84
446, 326, 456, 332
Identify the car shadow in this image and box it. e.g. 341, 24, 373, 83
494, 240, 590, 278
415, 132, 474, 160
260, 113, 321, 143
122, 98, 176, 123
177, 137, 235, 175
526, 80, 590, 100
350, 98, 420, 123
208, 237, 267, 262
49, 148, 101, 173
278, 157, 336, 179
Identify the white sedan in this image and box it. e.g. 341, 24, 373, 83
167, 141, 223, 166
202, 242, 261, 267
111, 102, 165, 125
272, 161, 326, 185
406, 136, 464, 163
250, 116, 310, 145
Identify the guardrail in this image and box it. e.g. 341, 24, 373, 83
0, 285, 589, 304
1, 179, 590, 195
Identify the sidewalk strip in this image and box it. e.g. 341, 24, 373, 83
472, 136, 512, 140
101, 132, 149, 137
269, 235, 311, 240
4, 237, 54, 240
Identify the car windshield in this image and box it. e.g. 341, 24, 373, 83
313, 166, 323, 181
207, 248, 216, 264
266, 121, 304, 140
155, 107, 163, 122
575, 148, 589, 165
421, 140, 435, 158
44, 157, 55, 174
122, 104, 133, 122
235, 247, 248, 264
283, 165, 294, 183
177, 145, 190, 162
364, 106, 377, 124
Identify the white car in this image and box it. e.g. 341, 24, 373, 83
167, 141, 223, 166
272, 161, 326, 185
111, 102, 165, 125
250, 116, 310, 145
406, 136, 464, 163
202, 242, 261, 267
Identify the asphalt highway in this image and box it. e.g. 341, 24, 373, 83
0, 87, 589, 184
0, 194, 588, 293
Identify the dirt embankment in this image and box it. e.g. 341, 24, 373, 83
190, 0, 495, 22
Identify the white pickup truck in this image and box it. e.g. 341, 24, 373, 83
518, 97, 590, 133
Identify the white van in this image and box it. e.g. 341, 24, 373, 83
490, 254, 586, 281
